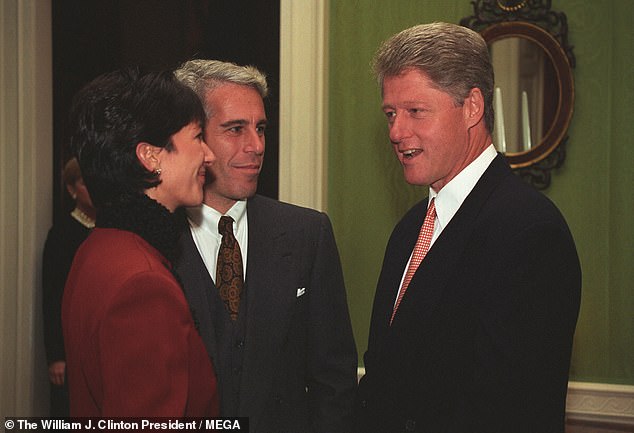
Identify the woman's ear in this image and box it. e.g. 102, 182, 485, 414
66, 182, 77, 200
136, 142, 161, 172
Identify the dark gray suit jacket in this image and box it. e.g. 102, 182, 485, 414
176, 194, 357, 433
355, 155, 581, 433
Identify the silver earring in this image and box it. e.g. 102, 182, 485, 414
154, 168, 162, 175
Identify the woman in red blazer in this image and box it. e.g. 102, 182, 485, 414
62, 69, 218, 416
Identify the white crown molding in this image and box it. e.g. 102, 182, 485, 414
279, 0, 328, 211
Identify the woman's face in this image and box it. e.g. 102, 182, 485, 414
148, 121, 215, 212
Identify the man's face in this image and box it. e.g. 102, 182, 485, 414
203, 83, 267, 213
382, 68, 473, 191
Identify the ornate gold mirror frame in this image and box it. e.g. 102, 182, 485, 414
461, 0, 575, 189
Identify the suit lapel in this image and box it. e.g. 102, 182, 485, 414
240, 196, 296, 419
176, 228, 220, 363
369, 203, 423, 347
389, 154, 511, 330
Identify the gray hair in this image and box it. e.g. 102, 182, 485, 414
373, 22, 494, 134
175, 59, 268, 118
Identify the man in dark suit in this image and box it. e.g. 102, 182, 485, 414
174, 59, 357, 433
355, 23, 581, 433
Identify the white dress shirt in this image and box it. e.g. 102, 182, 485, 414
186, 200, 249, 282
395, 144, 498, 305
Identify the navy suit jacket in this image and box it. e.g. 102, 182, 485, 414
356, 155, 581, 433
176, 194, 358, 433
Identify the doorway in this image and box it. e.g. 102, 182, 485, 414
52, 0, 280, 223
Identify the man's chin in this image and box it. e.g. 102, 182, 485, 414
203, 184, 259, 201
241, 186, 258, 200
402, 171, 425, 186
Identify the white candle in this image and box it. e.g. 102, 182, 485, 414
521, 91, 532, 151
494, 87, 506, 153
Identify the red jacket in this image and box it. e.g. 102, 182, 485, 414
62, 228, 219, 416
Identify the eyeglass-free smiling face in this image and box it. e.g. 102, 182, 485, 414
382, 68, 485, 192
202, 83, 267, 214
146, 121, 215, 212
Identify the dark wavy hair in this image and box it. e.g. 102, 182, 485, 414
68, 68, 206, 209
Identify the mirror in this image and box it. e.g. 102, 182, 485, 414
490, 36, 557, 153
461, 0, 575, 189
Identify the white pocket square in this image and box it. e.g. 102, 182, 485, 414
296, 287, 306, 297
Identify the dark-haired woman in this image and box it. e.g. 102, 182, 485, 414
62, 69, 218, 416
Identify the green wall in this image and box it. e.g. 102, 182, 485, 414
328, 0, 634, 385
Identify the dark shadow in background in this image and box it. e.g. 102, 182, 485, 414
52, 0, 280, 224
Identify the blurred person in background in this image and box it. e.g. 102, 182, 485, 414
42, 157, 95, 417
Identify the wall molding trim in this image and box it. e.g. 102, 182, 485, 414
0, 0, 52, 415
357, 370, 634, 428
278, 0, 329, 211
566, 381, 634, 428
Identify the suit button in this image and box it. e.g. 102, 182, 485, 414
235, 339, 244, 349
360, 399, 368, 408
404, 419, 416, 431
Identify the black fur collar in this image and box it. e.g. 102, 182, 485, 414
96, 193, 184, 263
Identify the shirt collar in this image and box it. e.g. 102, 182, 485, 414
430, 144, 497, 231
186, 200, 248, 235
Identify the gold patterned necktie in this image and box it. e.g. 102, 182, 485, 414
216, 216, 243, 320
390, 198, 436, 325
